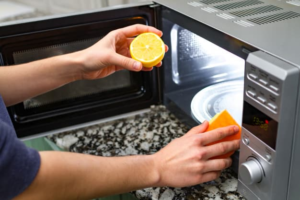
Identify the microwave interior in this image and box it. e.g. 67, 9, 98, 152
161, 16, 248, 129
0, 3, 256, 141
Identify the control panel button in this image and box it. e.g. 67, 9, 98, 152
247, 90, 256, 97
248, 73, 258, 80
258, 79, 268, 86
243, 137, 250, 145
267, 103, 277, 111
257, 96, 266, 104
265, 154, 272, 162
239, 158, 263, 185
269, 85, 279, 92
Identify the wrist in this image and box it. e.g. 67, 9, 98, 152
63, 51, 86, 81
146, 154, 162, 187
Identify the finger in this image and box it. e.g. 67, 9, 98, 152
120, 24, 163, 38
109, 53, 142, 71
127, 38, 134, 46
198, 125, 239, 145
203, 140, 240, 159
165, 45, 169, 52
142, 62, 161, 69
115, 66, 125, 72
198, 171, 221, 183
202, 158, 232, 173
155, 62, 162, 67
185, 121, 209, 136
142, 67, 153, 71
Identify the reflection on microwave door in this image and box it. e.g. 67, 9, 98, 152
171, 24, 245, 85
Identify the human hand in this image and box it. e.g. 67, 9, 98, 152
75, 24, 168, 80
152, 121, 240, 188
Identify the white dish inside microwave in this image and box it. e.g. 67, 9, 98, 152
191, 80, 244, 125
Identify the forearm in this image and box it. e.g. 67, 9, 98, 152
13, 123, 240, 200
0, 53, 82, 106
15, 152, 159, 200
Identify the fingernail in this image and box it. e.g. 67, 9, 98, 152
233, 126, 239, 132
133, 62, 141, 71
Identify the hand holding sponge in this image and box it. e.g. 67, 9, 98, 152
206, 110, 241, 159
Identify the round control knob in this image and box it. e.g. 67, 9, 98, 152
239, 158, 263, 185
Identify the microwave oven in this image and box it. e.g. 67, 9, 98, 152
1, 0, 300, 199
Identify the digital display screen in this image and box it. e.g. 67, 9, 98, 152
242, 102, 278, 150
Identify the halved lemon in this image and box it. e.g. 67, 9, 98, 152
130, 32, 165, 68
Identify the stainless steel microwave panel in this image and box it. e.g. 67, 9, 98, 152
155, 0, 300, 67
288, 79, 300, 200
238, 51, 299, 200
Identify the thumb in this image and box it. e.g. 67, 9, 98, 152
185, 121, 209, 136
110, 53, 142, 71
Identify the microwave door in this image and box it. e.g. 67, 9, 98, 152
0, 3, 162, 139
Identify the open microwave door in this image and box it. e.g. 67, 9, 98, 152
0, 2, 161, 139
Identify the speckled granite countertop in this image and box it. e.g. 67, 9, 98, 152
48, 106, 246, 200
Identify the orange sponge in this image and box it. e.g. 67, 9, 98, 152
207, 110, 241, 159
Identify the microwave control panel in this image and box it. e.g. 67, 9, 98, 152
246, 67, 281, 114
238, 51, 299, 200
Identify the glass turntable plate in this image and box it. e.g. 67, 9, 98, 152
191, 80, 244, 125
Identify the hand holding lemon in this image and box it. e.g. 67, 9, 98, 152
130, 32, 166, 68
78, 24, 167, 80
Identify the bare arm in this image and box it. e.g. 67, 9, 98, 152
0, 54, 80, 106
15, 152, 158, 200
14, 122, 240, 200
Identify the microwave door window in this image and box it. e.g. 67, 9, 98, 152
23, 72, 132, 110
12, 37, 137, 112
13, 38, 100, 64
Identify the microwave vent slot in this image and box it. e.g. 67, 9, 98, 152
230, 5, 283, 17
217, 13, 235, 19
187, 1, 203, 7
247, 11, 300, 25
214, 0, 264, 11
200, 0, 231, 5
201, 7, 219, 13
201, 7, 218, 13
286, 0, 300, 6
234, 20, 255, 27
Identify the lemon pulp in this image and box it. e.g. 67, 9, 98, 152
130, 33, 165, 68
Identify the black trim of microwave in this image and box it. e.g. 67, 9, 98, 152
8, 69, 159, 138
11, 74, 144, 123
0, 5, 161, 138
1, 17, 148, 123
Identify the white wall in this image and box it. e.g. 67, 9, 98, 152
4, 0, 150, 14
0, 0, 151, 23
